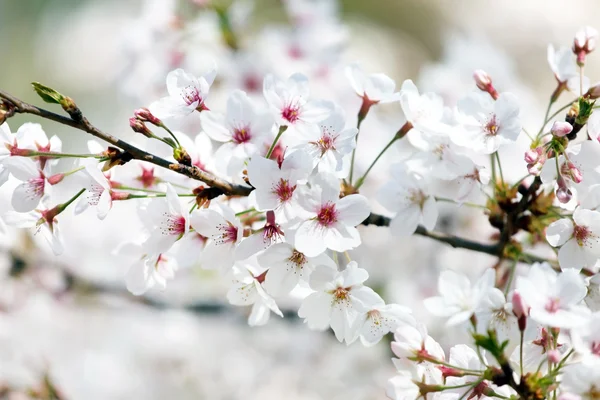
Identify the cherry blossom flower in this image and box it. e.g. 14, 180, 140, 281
2, 206, 63, 255
444, 345, 491, 398
425, 268, 502, 326
149, 66, 217, 119
12, 123, 62, 169
298, 262, 381, 343
226, 265, 283, 326
1, 156, 50, 212
246, 150, 313, 222
547, 45, 589, 94
285, 105, 358, 176
453, 92, 521, 154
137, 183, 189, 255
399, 79, 451, 136
377, 165, 438, 236
546, 208, 600, 270
235, 211, 285, 260
344, 63, 401, 103
124, 250, 178, 296
573, 26, 598, 65
391, 323, 445, 362
352, 298, 415, 347
259, 240, 336, 296
294, 174, 370, 257
263, 73, 331, 136
189, 203, 243, 271
200, 89, 274, 178
516, 263, 589, 328
75, 162, 115, 220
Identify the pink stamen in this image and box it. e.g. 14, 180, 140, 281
317, 202, 338, 227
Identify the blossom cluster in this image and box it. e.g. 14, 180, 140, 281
2, 0, 600, 398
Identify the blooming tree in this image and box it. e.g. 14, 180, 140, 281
4, 2, 600, 399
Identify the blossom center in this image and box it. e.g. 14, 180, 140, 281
288, 249, 307, 267
26, 177, 46, 200
317, 202, 338, 227
282, 102, 300, 123
544, 298, 560, 313
408, 189, 427, 209
332, 287, 350, 305
215, 221, 238, 245
181, 85, 201, 106
574, 224, 592, 246
232, 126, 252, 144
262, 223, 284, 245
161, 214, 186, 237
312, 128, 337, 156
592, 341, 600, 356
272, 178, 296, 203
137, 166, 158, 188
484, 115, 499, 136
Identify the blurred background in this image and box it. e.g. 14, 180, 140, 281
0, 0, 599, 399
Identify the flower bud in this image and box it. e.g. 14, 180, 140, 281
573, 26, 598, 66
525, 147, 546, 176
473, 69, 498, 100
547, 349, 561, 364
134, 108, 162, 126
567, 162, 583, 183
173, 147, 192, 166
556, 176, 573, 203
551, 121, 573, 137
524, 148, 540, 164
512, 290, 529, 331
129, 117, 153, 138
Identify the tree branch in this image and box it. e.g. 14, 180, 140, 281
0, 89, 252, 197
362, 213, 554, 266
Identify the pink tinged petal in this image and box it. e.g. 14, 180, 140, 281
336, 194, 370, 226
125, 260, 153, 296
12, 180, 44, 212
547, 218, 575, 247
298, 292, 332, 330
389, 205, 421, 236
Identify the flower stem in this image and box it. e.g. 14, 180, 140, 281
159, 123, 181, 148
28, 150, 101, 158
115, 185, 165, 194
266, 125, 287, 159
495, 152, 505, 185
57, 188, 86, 214
126, 193, 196, 199
435, 197, 488, 209
235, 208, 256, 217
354, 136, 398, 189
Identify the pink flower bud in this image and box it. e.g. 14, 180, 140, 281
129, 117, 153, 138
524, 148, 541, 164
474, 70, 492, 90
512, 291, 528, 319
47, 173, 65, 185
573, 26, 598, 65
586, 82, 600, 99
556, 176, 573, 203
551, 121, 573, 137
567, 162, 583, 183
547, 349, 561, 364
134, 108, 162, 126
473, 69, 498, 100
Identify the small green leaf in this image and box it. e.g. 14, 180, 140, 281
31, 82, 64, 104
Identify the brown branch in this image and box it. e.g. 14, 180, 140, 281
0, 89, 252, 197
362, 213, 554, 265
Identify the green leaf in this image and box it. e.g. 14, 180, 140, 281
31, 82, 65, 104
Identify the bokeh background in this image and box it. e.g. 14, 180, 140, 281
0, 0, 599, 399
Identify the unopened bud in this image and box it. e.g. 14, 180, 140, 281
134, 108, 162, 126
556, 176, 573, 203
438, 366, 464, 378
586, 82, 600, 99
547, 349, 561, 364
129, 117, 153, 138
473, 69, 498, 100
567, 162, 583, 183
47, 173, 65, 185
551, 121, 573, 137
573, 26, 598, 66
173, 147, 192, 166
524, 148, 541, 164
512, 290, 529, 331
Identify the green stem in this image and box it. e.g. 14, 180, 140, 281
235, 208, 256, 217
519, 330, 524, 378
127, 193, 196, 199
495, 152, 505, 184
435, 197, 488, 209
28, 151, 101, 159
537, 100, 554, 138
355, 136, 398, 189
159, 123, 181, 148
116, 185, 165, 194
490, 154, 497, 194
504, 259, 517, 296
266, 125, 287, 159
58, 188, 86, 214
348, 107, 371, 185
538, 99, 576, 137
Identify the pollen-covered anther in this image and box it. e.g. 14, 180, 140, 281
281, 103, 300, 123
317, 202, 338, 227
